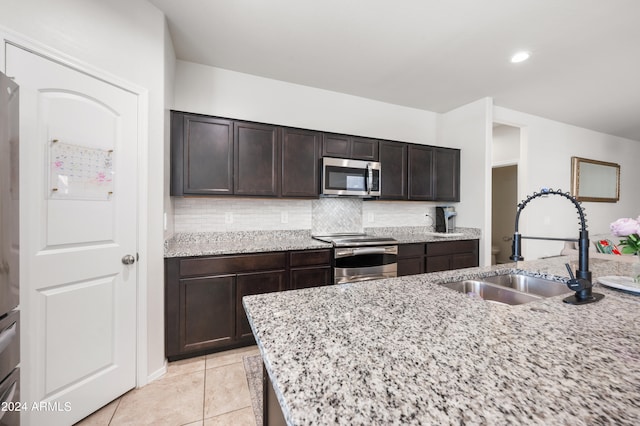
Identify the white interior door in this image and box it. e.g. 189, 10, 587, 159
6, 44, 138, 425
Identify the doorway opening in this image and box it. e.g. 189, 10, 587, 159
491, 124, 521, 264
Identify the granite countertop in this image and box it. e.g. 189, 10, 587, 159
243, 257, 640, 425
164, 227, 481, 258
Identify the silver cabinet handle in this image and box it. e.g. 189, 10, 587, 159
122, 254, 136, 265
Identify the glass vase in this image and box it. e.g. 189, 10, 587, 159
633, 254, 640, 283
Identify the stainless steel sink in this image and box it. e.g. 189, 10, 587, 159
442, 280, 543, 305
440, 274, 572, 305
482, 274, 571, 297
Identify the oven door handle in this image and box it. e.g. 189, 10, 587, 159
335, 247, 394, 258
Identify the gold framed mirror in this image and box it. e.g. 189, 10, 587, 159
571, 157, 620, 202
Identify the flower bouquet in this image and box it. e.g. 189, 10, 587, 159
610, 217, 640, 282
610, 217, 640, 255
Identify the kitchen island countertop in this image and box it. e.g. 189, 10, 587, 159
243, 257, 640, 425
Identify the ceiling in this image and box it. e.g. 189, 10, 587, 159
150, 0, 640, 141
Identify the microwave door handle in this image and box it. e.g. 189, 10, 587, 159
366, 163, 373, 194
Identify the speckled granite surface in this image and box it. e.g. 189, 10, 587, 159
164, 227, 480, 257
243, 257, 640, 425
164, 230, 330, 257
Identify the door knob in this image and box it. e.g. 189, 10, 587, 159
122, 254, 136, 265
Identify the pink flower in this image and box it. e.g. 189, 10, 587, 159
610, 217, 640, 237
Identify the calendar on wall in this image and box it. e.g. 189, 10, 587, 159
49, 141, 114, 200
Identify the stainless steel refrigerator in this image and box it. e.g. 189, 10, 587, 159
0, 70, 20, 425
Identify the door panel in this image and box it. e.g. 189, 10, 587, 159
7, 44, 138, 425
42, 276, 116, 395
43, 93, 117, 246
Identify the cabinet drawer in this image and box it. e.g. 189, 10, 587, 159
180, 252, 287, 277
426, 240, 477, 256
289, 249, 331, 267
398, 243, 425, 258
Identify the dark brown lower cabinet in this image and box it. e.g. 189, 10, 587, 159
165, 249, 332, 360
289, 249, 332, 289
398, 240, 479, 276
397, 243, 425, 276
236, 270, 286, 341
179, 275, 235, 354
425, 240, 479, 273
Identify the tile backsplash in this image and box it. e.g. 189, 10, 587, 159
311, 198, 363, 235
173, 197, 440, 234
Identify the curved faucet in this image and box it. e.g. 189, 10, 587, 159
510, 188, 604, 305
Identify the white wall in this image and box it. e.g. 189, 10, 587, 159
0, 0, 167, 383
494, 106, 640, 260
164, 21, 176, 239
492, 124, 520, 166
440, 98, 493, 265
173, 60, 438, 144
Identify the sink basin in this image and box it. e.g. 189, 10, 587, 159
482, 274, 571, 297
440, 274, 572, 305
442, 280, 543, 305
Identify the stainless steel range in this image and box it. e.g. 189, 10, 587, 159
313, 234, 398, 284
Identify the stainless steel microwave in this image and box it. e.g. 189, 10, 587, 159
321, 157, 381, 197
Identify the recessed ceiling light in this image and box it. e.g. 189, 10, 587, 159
511, 51, 530, 63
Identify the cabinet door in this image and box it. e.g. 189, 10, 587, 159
172, 112, 233, 195
408, 145, 434, 200
451, 253, 478, 270
425, 255, 451, 273
351, 137, 379, 161
281, 128, 321, 197
379, 141, 408, 199
177, 275, 235, 355
290, 266, 332, 289
398, 257, 424, 276
236, 270, 287, 340
434, 147, 460, 201
322, 133, 351, 158
234, 122, 279, 196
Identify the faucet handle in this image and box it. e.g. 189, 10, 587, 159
565, 262, 591, 292
564, 263, 576, 280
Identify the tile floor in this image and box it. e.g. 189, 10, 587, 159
75, 345, 261, 426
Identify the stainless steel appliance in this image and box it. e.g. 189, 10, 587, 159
313, 234, 397, 284
321, 157, 381, 197
0, 71, 20, 426
435, 206, 457, 233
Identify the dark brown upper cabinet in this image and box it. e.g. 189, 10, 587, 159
322, 133, 379, 161
379, 140, 408, 199
281, 128, 321, 197
170, 111, 459, 201
171, 112, 234, 196
408, 145, 435, 200
405, 145, 460, 202
433, 147, 460, 202
234, 121, 279, 196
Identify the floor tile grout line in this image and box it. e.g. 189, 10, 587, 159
106, 396, 122, 425
202, 366, 207, 424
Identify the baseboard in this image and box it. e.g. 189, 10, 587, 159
145, 359, 168, 385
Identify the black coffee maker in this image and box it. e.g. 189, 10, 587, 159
435, 206, 457, 233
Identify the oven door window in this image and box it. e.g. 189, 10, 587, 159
334, 252, 397, 269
